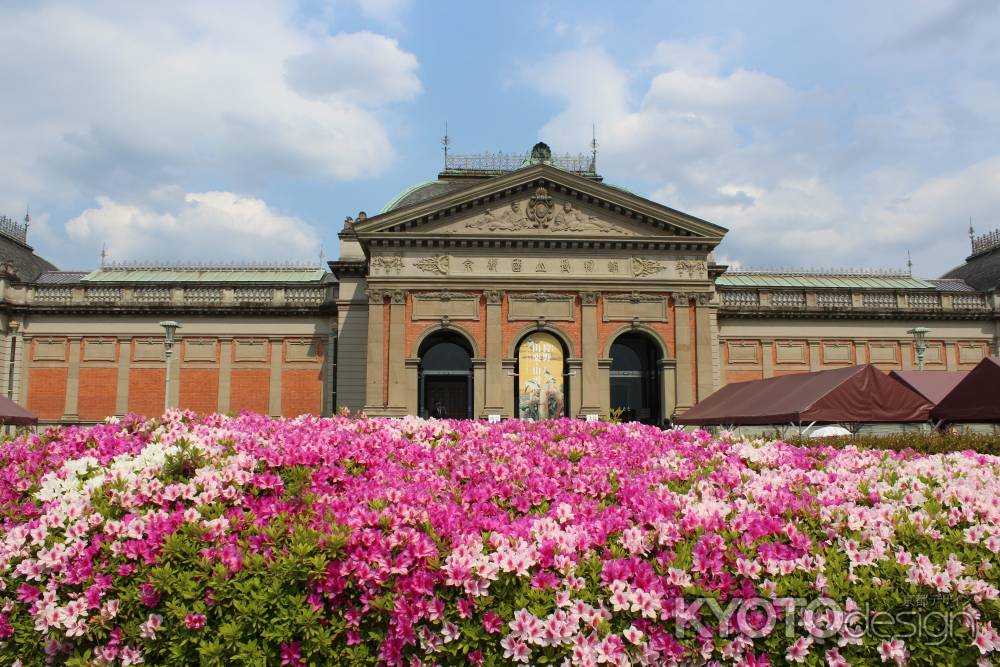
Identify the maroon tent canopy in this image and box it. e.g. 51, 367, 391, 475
931, 356, 1000, 423
0, 395, 37, 426
675, 364, 933, 426
889, 370, 967, 404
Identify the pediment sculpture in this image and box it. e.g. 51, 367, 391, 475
464, 187, 631, 235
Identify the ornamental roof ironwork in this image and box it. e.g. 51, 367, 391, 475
0, 215, 28, 244
971, 228, 1000, 257
718, 269, 936, 290
82, 260, 326, 283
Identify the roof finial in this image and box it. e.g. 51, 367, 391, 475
441, 121, 450, 169
969, 216, 975, 249
906, 249, 912, 276
318, 244, 324, 269
590, 124, 598, 173
100, 242, 107, 267
23, 204, 30, 226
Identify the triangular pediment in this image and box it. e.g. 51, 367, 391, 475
352, 164, 726, 245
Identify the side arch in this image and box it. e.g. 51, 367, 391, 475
602, 324, 671, 359
412, 323, 481, 359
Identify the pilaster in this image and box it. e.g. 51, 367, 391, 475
386, 289, 407, 411
659, 359, 677, 422
62, 337, 81, 422
364, 289, 386, 411
761, 339, 775, 379
268, 338, 282, 416
483, 290, 504, 415
579, 291, 601, 416
472, 357, 486, 418
115, 339, 131, 416
217, 338, 232, 414
694, 295, 715, 402
673, 293, 694, 414
567, 357, 583, 418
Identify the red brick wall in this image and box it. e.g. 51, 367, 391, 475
230, 368, 269, 414
27, 367, 67, 420
281, 368, 323, 416
127, 368, 166, 418
726, 369, 763, 384
78, 368, 117, 421
179, 368, 219, 415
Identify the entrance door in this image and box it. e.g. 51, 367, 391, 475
418, 333, 473, 419
423, 375, 469, 419
609, 332, 662, 425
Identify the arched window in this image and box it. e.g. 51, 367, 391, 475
419, 333, 472, 419
610, 332, 662, 425
514, 331, 569, 420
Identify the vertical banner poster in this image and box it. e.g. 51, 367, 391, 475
518, 332, 565, 420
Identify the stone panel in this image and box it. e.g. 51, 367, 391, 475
411, 292, 480, 320
603, 294, 669, 322
868, 342, 899, 364
507, 293, 575, 321
821, 341, 853, 364
923, 342, 945, 365
183, 338, 217, 363
133, 338, 165, 362
727, 341, 759, 364
233, 338, 269, 363
82, 338, 117, 362
775, 341, 807, 365
285, 338, 324, 362
958, 342, 987, 365
33, 338, 67, 362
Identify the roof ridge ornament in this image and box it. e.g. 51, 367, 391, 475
970, 227, 1000, 256
731, 266, 913, 277
100, 259, 324, 271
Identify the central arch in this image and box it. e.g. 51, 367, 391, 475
514, 330, 570, 420
418, 332, 473, 419
609, 331, 663, 425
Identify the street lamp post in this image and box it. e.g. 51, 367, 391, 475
159, 321, 181, 412
907, 326, 931, 371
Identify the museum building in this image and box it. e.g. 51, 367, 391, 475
0, 142, 998, 425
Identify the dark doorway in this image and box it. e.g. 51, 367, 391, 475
419, 333, 473, 419
610, 332, 662, 425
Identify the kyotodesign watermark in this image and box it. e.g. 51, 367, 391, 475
674, 596, 979, 645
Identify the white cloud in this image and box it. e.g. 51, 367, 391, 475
524, 36, 1000, 275
285, 31, 421, 104
65, 188, 320, 264
0, 2, 422, 207
353, 0, 412, 28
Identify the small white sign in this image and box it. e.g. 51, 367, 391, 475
488, 414, 501, 423
585, 414, 600, 422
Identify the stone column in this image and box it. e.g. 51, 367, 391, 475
660, 359, 677, 423
115, 339, 131, 416
694, 296, 716, 403
579, 291, 601, 417
501, 358, 516, 417
567, 357, 583, 418
217, 338, 232, 414
472, 358, 486, 418
62, 337, 81, 422
945, 342, 958, 371
854, 340, 868, 365
268, 338, 282, 416
364, 289, 385, 411
483, 290, 504, 416
386, 289, 407, 414
673, 293, 694, 414
404, 358, 420, 416
598, 358, 612, 417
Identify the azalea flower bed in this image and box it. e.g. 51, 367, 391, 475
1, 413, 999, 666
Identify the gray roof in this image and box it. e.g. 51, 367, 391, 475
927, 278, 978, 293
0, 234, 58, 282
941, 246, 1000, 291
36, 271, 88, 284
381, 179, 479, 213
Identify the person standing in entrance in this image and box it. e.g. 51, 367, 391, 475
432, 399, 447, 419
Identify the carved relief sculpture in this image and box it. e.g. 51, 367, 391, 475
414, 255, 450, 275
370, 255, 403, 275
464, 192, 632, 235
676, 259, 707, 279
632, 257, 665, 278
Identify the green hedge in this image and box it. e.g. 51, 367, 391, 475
784, 431, 1000, 455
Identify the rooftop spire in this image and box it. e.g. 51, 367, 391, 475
969, 217, 975, 250
906, 249, 912, 276
590, 124, 598, 173
441, 121, 450, 169
23, 204, 30, 226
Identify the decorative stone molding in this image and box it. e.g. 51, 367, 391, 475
412, 291, 479, 320
579, 291, 598, 306
464, 191, 631, 235
370, 255, 404, 275
508, 292, 575, 321
390, 289, 406, 305
603, 292, 668, 322
485, 289, 503, 305
414, 255, 449, 275
631, 257, 665, 278
366, 288, 387, 305
676, 259, 706, 279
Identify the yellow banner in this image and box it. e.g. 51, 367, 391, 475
518, 332, 565, 419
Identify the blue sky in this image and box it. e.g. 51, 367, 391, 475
2, 0, 999, 277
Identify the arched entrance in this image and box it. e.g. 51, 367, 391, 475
419, 332, 472, 419
610, 332, 662, 425
514, 331, 569, 420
